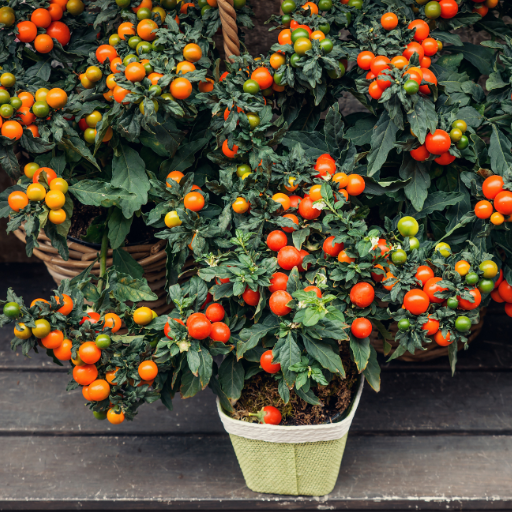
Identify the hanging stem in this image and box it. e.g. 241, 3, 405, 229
98, 208, 113, 293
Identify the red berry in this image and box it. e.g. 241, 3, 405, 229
266, 230, 288, 252
304, 285, 322, 298
269, 272, 289, 293
260, 350, 281, 373
323, 236, 344, 257
277, 246, 302, 270
242, 287, 260, 306
262, 405, 282, 425
205, 303, 225, 322
269, 290, 293, 316
350, 282, 375, 308
210, 322, 231, 343
187, 313, 211, 340
351, 318, 373, 339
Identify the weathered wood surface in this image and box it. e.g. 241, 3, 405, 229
0, 370, 510, 435
0, 435, 511, 510
1, 263, 512, 509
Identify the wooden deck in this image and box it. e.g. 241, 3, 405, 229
1, 262, 511, 510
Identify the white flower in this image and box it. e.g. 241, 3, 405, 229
51, 60, 65, 69
370, 237, 380, 250
313, 201, 326, 210
393, 243, 402, 250
298, 301, 307, 309
177, 341, 190, 353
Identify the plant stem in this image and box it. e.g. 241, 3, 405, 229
98, 208, 113, 293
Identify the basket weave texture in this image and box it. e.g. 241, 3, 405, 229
13, 227, 171, 315
217, 378, 364, 496
369, 309, 486, 362
229, 433, 348, 496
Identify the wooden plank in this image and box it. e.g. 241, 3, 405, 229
0, 371, 510, 435
0, 262, 57, 302
0, 435, 511, 509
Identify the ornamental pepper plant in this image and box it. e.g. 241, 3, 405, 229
0, 0, 511, 425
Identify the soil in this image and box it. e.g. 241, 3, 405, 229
68, 204, 158, 247
68, 203, 103, 241
232, 348, 359, 426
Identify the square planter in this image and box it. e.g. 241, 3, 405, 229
217, 377, 364, 496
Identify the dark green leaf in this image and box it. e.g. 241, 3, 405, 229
367, 112, 398, 178
108, 208, 132, 250
113, 249, 144, 279
362, 346, 380, 392
218, 353, 245, 400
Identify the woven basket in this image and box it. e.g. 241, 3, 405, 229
369, 309, 486, 362
12, 226, 174, 315
217, 378, 364, 496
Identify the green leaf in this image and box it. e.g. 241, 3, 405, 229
110, 271, 158, 302
159, 138, 209, 179
278, 378, 290, 403
296, 387, 322, 406
489, 125, 512, 176
108, 207, 133, 250
59, 127, 100, 170
406, 191, 465, 220
435, 53, 463, 70
447, 43, 494, 75
20, 130, 55, 154
399, 154, 431, 212
282, 131, 329, 158
350, 336, 371, 372
69, 181, 139, 216
292, 226, 309, 250
237, 315, 279, 360
345, 117, 375, 146
24, 59, 51, 82
476, 18, 512, 39
445, 12, 481, 31
160, 378, 174, 411
0, 145, 20, 180
197, 349, 213, 389
286, 266, 301, 294
180, 368, 202, 398
112, 144, 150, 216
273, 332, 301, 387
218, 353, 245, 400
113, 249, 144, 279
430, 30, 462, 47
366, 112, 398, 178
447, 339, 458, 377
187, 344, 201, 377
407, 98, 437, 145
457, 106, 484, 128
324, 103, 344, 156
302, 334, 345, 377
44, 223, 69, 261
362, 346, 380, 392
209, 372, 233, 413
485, 71, 509, 92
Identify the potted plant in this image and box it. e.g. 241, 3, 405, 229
1, 0, 511, 497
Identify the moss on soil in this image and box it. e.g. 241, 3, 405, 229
232, 345, 359, 426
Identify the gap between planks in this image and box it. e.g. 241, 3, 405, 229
0, 430, 511, 438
